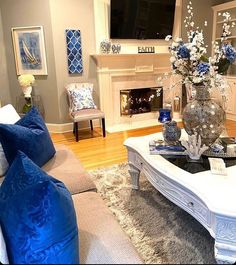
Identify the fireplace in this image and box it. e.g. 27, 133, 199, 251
120, 87, 163, 116
91, 53, 182, 132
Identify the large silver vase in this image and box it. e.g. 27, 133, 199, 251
182, 84, 226, 146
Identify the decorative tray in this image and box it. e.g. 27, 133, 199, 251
202, 137, 236, 158
202, 150, 236, 158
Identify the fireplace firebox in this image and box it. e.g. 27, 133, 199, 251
120, 87, 163, 116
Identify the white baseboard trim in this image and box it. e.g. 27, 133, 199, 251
46, 120, 101, 133
46, 123, 73, 133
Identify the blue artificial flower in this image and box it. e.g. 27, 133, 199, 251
197, 62, 210, 75
177, 45, 190, 59
222, 44, 236, 64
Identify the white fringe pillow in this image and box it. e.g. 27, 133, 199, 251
0, 104, 20, 176
0, 225, 9, 264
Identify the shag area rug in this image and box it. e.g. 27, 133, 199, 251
88, 163, 216, 264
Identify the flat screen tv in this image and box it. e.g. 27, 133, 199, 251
110, 0, 176, 40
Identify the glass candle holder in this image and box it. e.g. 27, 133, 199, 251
158, 108, 172, 123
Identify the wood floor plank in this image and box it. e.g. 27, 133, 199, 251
51, 120, 236, 170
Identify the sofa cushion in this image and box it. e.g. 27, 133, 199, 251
72, 192, 143, 264
42, 144, 96, 195
0, 151, 79, 264
0, 225, 9, 264
70, 108, 105, 122
0, 106, 55, 167
0, 104, 20, 176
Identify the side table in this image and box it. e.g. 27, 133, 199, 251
16, 95, 45, 119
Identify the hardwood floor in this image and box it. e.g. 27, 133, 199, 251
51, 120, 236, 170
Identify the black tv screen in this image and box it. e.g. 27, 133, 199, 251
110, 0, 176, 39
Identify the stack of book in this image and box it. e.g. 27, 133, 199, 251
149, 140, 186, 155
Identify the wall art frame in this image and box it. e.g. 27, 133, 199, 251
66, 29, 83, 74
11, 26, 48, 75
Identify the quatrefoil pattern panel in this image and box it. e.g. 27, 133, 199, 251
66, 29, 83, 74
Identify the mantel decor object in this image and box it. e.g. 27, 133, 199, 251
112, 44, 121, 54
100, 39, 111, 54
138, 46, 155, 53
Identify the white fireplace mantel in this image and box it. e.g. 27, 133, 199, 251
91, 53, 181, 132
91, 53, 171, 73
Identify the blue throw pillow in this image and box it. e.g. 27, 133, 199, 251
0, 106, 55, 167
0, 151, 79, 264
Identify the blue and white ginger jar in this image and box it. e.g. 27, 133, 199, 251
163, 120, 181, 145
100, 39, 111, 54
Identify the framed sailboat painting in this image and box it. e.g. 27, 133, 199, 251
11, 26, 48, 75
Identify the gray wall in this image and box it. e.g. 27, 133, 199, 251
181, 0, 233, 56
49, 0, 97, 123
0, 0, 97, 124
181, 0, 214, 56
0, 0, 60, 123
0, 8, 11, 107
212, 0, 233, 5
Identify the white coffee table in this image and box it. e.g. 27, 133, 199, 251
124, 131, 236, 264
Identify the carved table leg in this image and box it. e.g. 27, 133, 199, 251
215, 241, 236, 264
128, 163, 141, 190
214, 216, 236, 264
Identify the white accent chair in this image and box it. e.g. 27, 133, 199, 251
66, 83, 106, 142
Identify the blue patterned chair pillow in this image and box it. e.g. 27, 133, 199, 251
0, 151, 79, 264
66, 83, 97, 112
0, 107, 55, 168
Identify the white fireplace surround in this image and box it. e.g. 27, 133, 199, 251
92, 53, 181, 132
